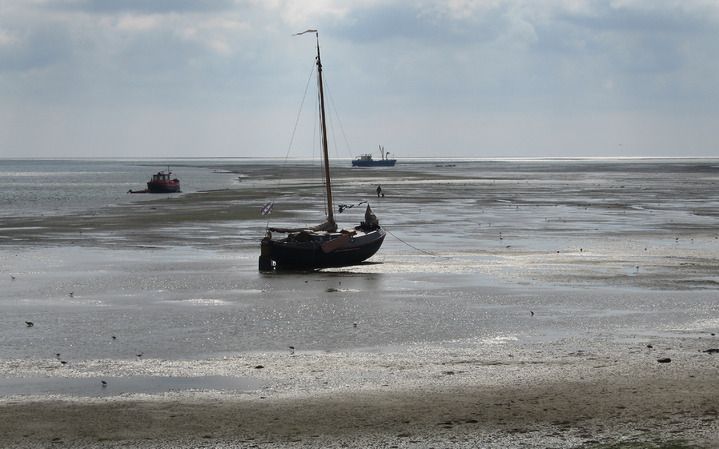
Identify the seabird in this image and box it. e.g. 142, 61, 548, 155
101, 380, 107, 387
10, 275, 15, 281
136, 352, 143, 358
111, 336, 117, 340
60, 360, 68, 365
289, 346, 295, 355
25, 321, 34, 327
68, 292, 74, 298
530, 311, 534, 316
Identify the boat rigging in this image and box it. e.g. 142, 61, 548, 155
258, 31, 386, 271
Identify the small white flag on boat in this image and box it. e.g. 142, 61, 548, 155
261, 201, 274, 216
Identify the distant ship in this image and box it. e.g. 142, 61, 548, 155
352, 145, 397, 167
147, 170, 180, 193
129, 169, 181, 194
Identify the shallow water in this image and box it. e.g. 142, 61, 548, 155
0, 159, 245, 218
1, 158, 718, 362
1, 245, 716, 360
0, 375, 262, 397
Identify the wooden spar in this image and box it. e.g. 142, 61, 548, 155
315, 33, 334, 225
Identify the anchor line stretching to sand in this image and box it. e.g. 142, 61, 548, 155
382, 226, 439, 257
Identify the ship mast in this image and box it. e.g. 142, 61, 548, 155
314, 33, 334, 225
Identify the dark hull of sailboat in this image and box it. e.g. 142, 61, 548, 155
352, 159, 396, 167
261, 228, 385, 270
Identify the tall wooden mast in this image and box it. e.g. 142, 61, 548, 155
314, 32, 334, 225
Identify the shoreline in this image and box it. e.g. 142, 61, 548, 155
1, 337, 718, 448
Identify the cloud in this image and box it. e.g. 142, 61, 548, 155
0, 1, 270, 107
1, 0, 718, 157
46, 0, 237, 15
114, 14, 162, 31
0, 28, 19, 47
0, 24, 72, 72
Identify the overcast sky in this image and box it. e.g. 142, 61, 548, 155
1, 0, 718, 159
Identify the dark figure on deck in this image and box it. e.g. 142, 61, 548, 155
376, 185, 382, 197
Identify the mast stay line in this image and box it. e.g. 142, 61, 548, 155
296, 29, 334, 228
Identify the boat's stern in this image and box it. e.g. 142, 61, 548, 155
259, 234, 275, 271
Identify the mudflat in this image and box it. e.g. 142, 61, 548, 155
1, 337, 718, 448
2, 159, 718, 448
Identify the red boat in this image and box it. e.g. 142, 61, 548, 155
129, 170, 181, 194
147, 170, 180, 193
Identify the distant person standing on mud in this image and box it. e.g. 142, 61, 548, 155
376, 185, 382, 197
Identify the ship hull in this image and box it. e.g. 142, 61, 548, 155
146, 181, 181, 193
352, 159, 396, 167
261, 228, 385, 270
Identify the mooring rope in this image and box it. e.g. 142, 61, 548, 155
382, 226, 440, 257
263, 61, 317, 229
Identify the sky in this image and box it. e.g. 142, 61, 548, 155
1, 0, 718, 159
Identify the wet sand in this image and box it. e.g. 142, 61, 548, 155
1, 337, 718, 448
3, 160, 718, 290
1, 159, 719, 448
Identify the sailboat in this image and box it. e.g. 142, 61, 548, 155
259, 31, 386, 271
